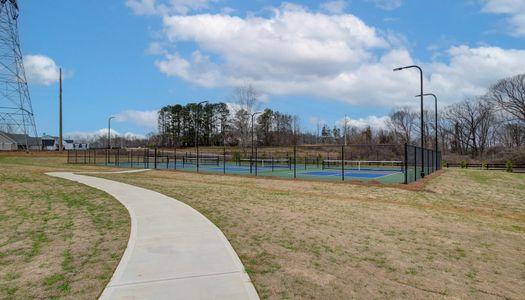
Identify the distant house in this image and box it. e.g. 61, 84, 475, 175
0, 131, 41, 150
0, 131, 17, 150
40, 136, 89, 151
64, 139, 74, 150
41, 135, 57, 151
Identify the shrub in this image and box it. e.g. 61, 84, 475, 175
232, 151, 240, 162
460, 160, 467, 169
506, 160, 513, 173
482, 161, 487, 170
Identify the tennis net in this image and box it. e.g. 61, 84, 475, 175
182, 156, 220, 166
239, 158, 291, 169
322, 160, 404, 172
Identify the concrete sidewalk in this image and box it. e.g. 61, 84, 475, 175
47, 171, 259, 300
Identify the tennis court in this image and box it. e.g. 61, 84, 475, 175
66, 144, 439, 184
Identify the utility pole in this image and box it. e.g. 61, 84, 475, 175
317, 121, 321, 144
59, 68, 63, 151
108, 116, 115, 149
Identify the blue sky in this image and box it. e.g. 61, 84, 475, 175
19, 0, 525, 138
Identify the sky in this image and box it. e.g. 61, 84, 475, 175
18, 0, 525, 139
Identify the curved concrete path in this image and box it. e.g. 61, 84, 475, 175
47, 171, 259, 300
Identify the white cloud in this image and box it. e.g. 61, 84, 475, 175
482, 0, 525, 36
114, 110, 158, 129
336, 115, 390, 129
155, 5, 401, 103
170, 0, 218, 15
126, 0, 218, 16
221, 7, 235, 15
427, 45, 525, 104
320, 0, 347, 14
126, 0, 158, 15
155, 53, 190, 78
369, 0, 403, 10
65, 129, 147, 141
24, 54, 61, 85
134, 4, 525, 109
146, 42, 167, 55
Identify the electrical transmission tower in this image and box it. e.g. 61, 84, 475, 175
0, 0, 38, 148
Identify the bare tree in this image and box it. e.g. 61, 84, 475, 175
229, 84, 262, 149
487, 74, 525, 124
443, 98, 496, 157
386, 106, 417, 144
230, 84, 261, 113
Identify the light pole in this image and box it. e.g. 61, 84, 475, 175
195, 100, 208, 172
250, 111, 262, 173
417, 93, 438, 172
394, 65, 425, 178
108, 116, 115, 149
415, 93, 438, 153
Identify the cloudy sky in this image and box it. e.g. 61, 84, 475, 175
21, 0, 525, 137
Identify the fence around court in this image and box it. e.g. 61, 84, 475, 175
67, 144, 441, 184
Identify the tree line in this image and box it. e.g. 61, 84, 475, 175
81, 74, 524, 162
155, 74, 524, 160
387, 73, 524, 160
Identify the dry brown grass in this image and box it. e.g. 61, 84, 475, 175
94, 167, 525, 299
0, 155, 130, 299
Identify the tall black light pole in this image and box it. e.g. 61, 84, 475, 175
394, 65, 425, 178
416, 93, 438, 153
416, 93, 438, 170
251, 111, 262, 173
195, 100, 208, 171
108, 116, 115, 149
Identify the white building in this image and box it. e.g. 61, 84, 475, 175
0, 131, 41, 151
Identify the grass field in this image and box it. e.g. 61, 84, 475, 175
1, 154, 525, 299
0, 155, 130, 300
93, 164, 525, 299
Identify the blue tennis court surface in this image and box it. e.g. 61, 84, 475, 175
99, 162, 404, 182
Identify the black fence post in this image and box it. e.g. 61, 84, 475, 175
414, 146, 417, 182
404, 143, 408, 184
427, 149, 430, 175
154, 147, 157, 169
174, 146, 177, 170
255, 147, 258, 176
130, 149, 133, 168
293, 145, 297, 179
223, 146, 226, 174
145, 149, 148, 168
341, 145, 345, 181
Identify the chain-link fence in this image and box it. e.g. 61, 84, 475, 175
68, 144, 440, 184
404, 144, 442, 183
